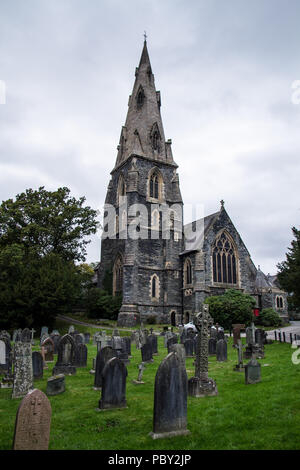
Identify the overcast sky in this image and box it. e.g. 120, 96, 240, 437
0, 0, 299, 274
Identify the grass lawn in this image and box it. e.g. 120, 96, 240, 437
0, 324, 299, 450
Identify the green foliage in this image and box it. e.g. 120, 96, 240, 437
0, 187, 98, 329
204, 289, 256, 329
86, 287, 122, 320
277, 226, 300, 311
257, 308, 283, 327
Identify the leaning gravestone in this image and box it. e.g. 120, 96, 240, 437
94, 346, 116, 390
245, 357, 261, 385
149, 352, 190, 440
12, 389, 51, 450
52, 334, 76, 376
132, 362, 146, 385
12, 342, 33, 399
32, 351, 44, 379
216, 339, 227, 362
98, 357, 127, 410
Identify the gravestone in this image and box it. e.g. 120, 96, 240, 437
32, 351, 44, 379
74, 343, 87, 367
84, 333, 91, 344
41, 337, 54, 362
188, 306, 218, 398
170, 343, 186, 368
149, 352, 190, 439
40, 326, 48, 339
12, 342, 33, 399
75, 333, 85, 345
245, 358, 261, 385
68, 325, 75, 334
0, 336, 11, 374
148, 334, 158, 355
183, 338, 194, 357
210, 327, 217, 339
12, 389, 51, 450
232, 324, 245, 346
122, 336, 132, 357
208, 337, 217, 356
233, 339, 245, 371
216, 339, 227, 362
21, 328, 32, 343
217, 330, 225, 341
167, 335, 178, 353
50, 333, 61, 354
52, 334, 76, 375
13, 329, 22, 343
141, 339, 153, 363
94, 346, 116, 390
132, 362, 146, 385
98, 357, 127, 410
46, 374, 65, 396
164, 331, 174, 348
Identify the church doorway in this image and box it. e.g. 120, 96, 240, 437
184, 311, 190, 324
170, 311, 176, 326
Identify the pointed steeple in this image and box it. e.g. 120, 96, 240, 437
113, 40, 176, 171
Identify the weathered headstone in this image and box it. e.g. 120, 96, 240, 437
32, 351, 44, 379
12, 342, 33, 399
217, 330, 225, 341
21, 328, 32, 343
74, 343, 88, 367
245, 357, 261, 385
170, 343, 186, 368
188, 306, 218, 398
167, 335, 178, 353
68, 325, 75, 334
52, 334, 76, 375
132, 362, 146, 385
0, 337, 11, 374
141, 339, 153, 363
208, 337, 217, 356
216, 339, 227, 362
94, 346, 116, 390
41, 337, 54, 362
84, 332, 91, 344
12, 389, 51, 450
183, 338, 194, 357
46, 374, 65, 396
98, 357, 127, 410
233, 339, 245, 371
149, 352, 190, 439
50, 333, 61, 354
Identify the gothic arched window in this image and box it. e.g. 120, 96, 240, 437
136, 86, 145, 108
150, 123, 161, 152
149, 168, 163, 201
117, 174, 126, 206
184, 258, 193, 286
212, 231, 238, 285
150, 274, 160, 300
113, 254, 123, 296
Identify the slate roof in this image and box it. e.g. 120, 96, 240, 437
181, 211, 220, 254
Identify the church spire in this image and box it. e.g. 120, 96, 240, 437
113, 40, 176, 171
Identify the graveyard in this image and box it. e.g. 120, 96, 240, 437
0, 319, 299, 451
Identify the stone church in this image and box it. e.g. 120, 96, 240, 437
97, 40, 288, 326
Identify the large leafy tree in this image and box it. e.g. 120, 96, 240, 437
0, 187, 98, 330
204, 289, 256, 330
277, 227, 300, 311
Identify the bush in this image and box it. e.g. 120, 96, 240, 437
257, 308, 283, 327
204, 289, 256, 330
86, 287, 122, 320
